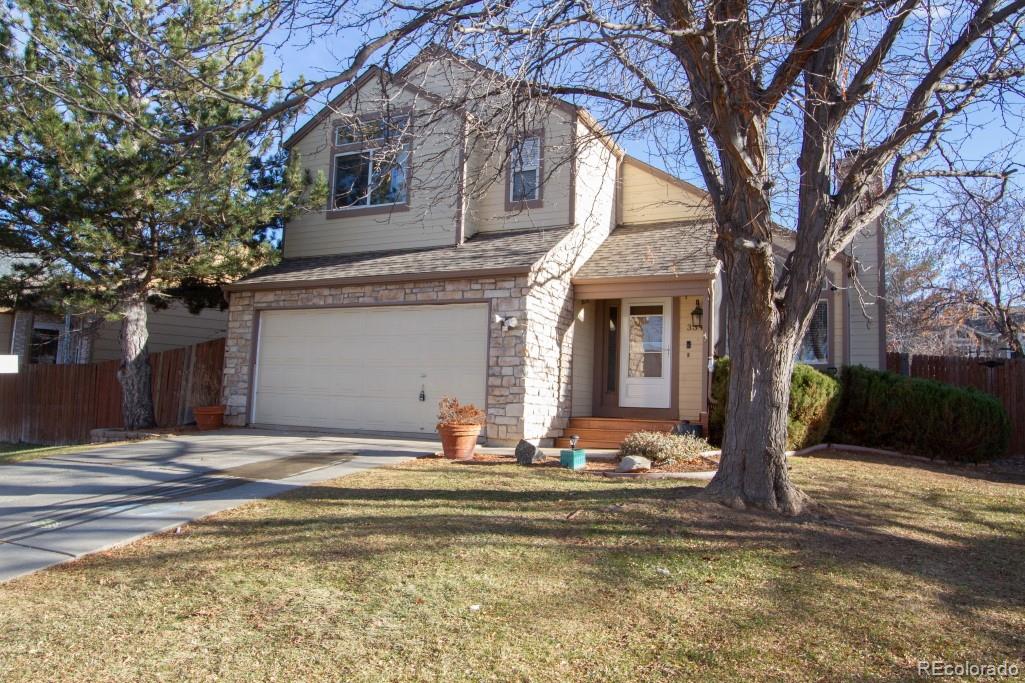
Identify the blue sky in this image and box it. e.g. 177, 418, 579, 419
260, 30, 1025, 203
260, 32, 708, 186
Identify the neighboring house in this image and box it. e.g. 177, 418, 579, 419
220, 47, 886, 446
4, 302, 228, 366
0, 254, 229, 366
948, 311, 1024, 358
0, 307, 12, 355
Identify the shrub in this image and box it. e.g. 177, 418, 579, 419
708, 357, 731, 446
436, 397, 485, 427
708, 357, 841, 450
788, 363, 843, 449
829, 365, 1010, 462
620, 431, 712, 465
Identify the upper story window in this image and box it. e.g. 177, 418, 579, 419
329, 114, 411, 214
334, 116, 408, 147
333, 148, 409, 209
507, 133, 543, 208
796, 300, 829, 365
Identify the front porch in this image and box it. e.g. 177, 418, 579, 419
564, 293, 716, 449
561, 221, 722, 449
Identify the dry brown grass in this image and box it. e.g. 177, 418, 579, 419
0, 442, 118, 465
0, 451, 1022, 681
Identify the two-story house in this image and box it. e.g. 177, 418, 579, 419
220, 46, 885, 447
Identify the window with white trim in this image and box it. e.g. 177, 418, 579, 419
796, 301, 829, 365
509, 136, 541, 202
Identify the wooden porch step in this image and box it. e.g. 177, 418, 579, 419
555, 417, 682, 450
565, 417, 679, 432
558, 427, 641, 442
554, 438, 623, 449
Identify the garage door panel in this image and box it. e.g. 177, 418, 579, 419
253, 304, 488, 435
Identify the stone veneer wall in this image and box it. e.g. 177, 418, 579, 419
522, 221, 617, 441
221, 275, 540, 444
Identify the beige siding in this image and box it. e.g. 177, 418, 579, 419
678, 296, 708, 421
847, 219, 884, 369
573, 120, 618, 238
465, 106, 577, 233
566, 122, 617, 418
711, 270, 725, 355
400, 55, 579, 233
462, 135, 486, 240
620, 159, 711, 225
831, 287, 844, 367
91, 301, 228, 361
401, 55, 488, 104
771, 235, 850, 368
571, 301, 595, 417
283, 80, 463, 258
0, 312, 12, 354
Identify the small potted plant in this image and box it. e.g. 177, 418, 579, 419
436, 397, 485, 459
192, 405, 226, 431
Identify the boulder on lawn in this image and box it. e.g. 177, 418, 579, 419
515, 439, 546, 465
617, 455, 652, 473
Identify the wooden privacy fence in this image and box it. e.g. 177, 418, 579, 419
0, 337, 225, 446
887, 352, 1025, 455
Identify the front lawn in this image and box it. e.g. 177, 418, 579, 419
0, 442, 106, 465
1, 454, 1023, 681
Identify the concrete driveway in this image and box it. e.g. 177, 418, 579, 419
0, 429, 440, 583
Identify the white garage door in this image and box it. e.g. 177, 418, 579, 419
252, 304, 488, 434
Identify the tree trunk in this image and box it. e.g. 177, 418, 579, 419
117, 292, 156, 430
703, 243, 810, 516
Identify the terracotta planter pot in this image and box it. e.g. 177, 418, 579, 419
193, 405, 226, 431
437, 423, 481, 459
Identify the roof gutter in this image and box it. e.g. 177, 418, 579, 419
223, 265, 532, 293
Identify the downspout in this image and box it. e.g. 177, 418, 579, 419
703, 278, 715, 424
454, 113, 469, 246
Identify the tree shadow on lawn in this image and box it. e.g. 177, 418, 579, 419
71, 460, 1025, 655
805, 448, 1025, 486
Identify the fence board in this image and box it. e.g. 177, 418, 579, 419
0, 338, 225, 446
887, 352, 1025, 455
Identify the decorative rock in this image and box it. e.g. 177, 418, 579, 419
515, 439, 546, 465
617, 455, 652, 473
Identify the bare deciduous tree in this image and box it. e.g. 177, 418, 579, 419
8, 0, 1025, 513
884, 209, 952, 354
931, 183, 1025, 357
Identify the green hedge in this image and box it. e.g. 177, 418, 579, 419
828, 365, 1010, 462
709, 357, 841, 450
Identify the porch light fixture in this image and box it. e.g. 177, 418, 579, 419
689, 300, 704, 330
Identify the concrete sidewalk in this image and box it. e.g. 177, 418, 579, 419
0, 429, 439, 583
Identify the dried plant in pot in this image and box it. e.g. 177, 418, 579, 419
436, 397, 485, 459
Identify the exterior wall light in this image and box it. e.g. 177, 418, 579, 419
493, 314, 519, 330
689, 300, 704, 330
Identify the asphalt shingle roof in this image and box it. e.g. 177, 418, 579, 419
574, 220, 718, 280
229, 227, 571, 289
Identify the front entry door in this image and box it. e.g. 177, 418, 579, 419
619, 298, 672, 408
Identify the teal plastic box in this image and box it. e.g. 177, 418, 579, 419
560, 449, 586, 470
